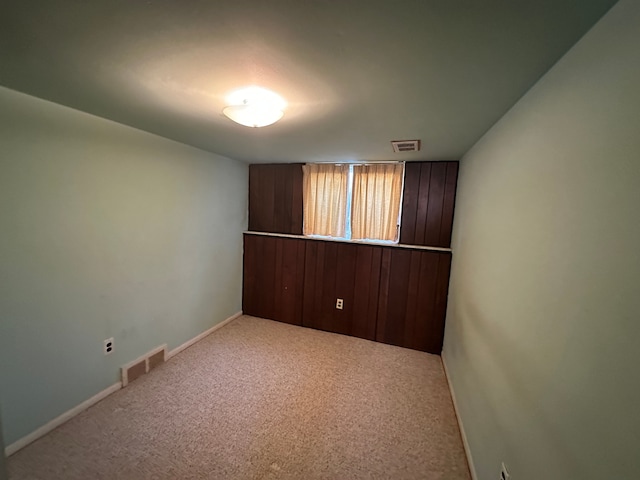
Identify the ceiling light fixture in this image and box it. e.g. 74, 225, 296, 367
222, 86, 286, 128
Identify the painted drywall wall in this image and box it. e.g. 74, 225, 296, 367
443, 1, 640, 479
0, 411, 6, 480
0, 86, 248, 446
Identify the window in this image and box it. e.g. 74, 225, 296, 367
302, 162, 404, 243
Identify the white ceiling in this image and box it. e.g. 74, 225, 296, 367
0, 0, 617, 164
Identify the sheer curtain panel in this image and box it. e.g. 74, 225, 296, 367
351, 163, 404, 241
302, 163, 349, 238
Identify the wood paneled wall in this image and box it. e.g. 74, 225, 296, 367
376, 248, 451, 353
244, 160, 458, 354
243, 234, 452, 354
249, 164, 303, 235
400, 161, 458, 248
249, 161, 459, 247
243, 234, 306, 326
303, 241, 382, 341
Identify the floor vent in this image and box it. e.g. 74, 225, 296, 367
391, 139, 421, 153
121, 344, 167, 387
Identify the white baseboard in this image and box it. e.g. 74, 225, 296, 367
441, 352, 478, 480
5, 311, 242, 457
167, 311, 242, 359
5, 381, 122, 457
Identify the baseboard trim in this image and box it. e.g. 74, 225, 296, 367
441, 352, 478, 480
167, 311, 242, 360
5, 381, 122, 457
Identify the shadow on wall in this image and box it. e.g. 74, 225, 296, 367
453, 293, 590, 477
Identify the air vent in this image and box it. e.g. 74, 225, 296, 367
391, 139, 421, 153
121, 344, 167, 387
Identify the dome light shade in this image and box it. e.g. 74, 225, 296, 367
223, 86, 286, 128
222, 104, 284, 128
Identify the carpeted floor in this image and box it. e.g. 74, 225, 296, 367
8, 316, 470, 479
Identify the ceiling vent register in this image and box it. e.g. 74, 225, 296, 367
391, 140, 421, 153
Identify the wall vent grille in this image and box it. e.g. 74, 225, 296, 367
121, 344, 167, 387
391, 139, 421, 153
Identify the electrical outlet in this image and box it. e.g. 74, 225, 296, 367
104, 337, 114, 355
500, 462, 510, 480
336, 298, 344, 310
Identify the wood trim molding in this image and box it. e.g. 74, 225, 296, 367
244, 231, 452, 253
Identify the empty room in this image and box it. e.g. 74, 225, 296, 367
1, 1, 638, 479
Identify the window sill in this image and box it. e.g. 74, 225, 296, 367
244, 231, 452, 253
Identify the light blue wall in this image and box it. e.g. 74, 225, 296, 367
0, 410, 6, 480
0, 87, 248, 446
444, 1, 640, 479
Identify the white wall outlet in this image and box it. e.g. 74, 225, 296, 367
336, 298, 344, 310
104, 337, 114, 355
500, 462, 510, 480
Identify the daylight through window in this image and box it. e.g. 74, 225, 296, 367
302, 162, 404, 243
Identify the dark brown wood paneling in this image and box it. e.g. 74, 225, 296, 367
248, 166, 262, 231
400, 161, 459, 248
400, 162, 420, 244
414, 163, 432, 245
376, 249, 411, 348
245, 234, 451, 354
302, 239, 323, 329
352, 245, 382, 340
376, 248, 452, 354
251, 165, 275, 232
256, 235, 276, 318
317, 241, 339, 332
273, 166, 286, 232
403, 250, 423, 348
273, 237, 306, 325
242, 233, 258, 315
334, 242, 359, 337
414, 252, 440, 352
430, 253, 453, 353
291, 165, 304, 234
242, 234, 305, 325
248, 164, 303, 235
377, 249, 392, 341
424, 162, 447, 244
303, 240, 334, 332
302, 240, 379, 340
439, 162, 459, 247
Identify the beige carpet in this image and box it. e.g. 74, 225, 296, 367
8, 316, 470, 479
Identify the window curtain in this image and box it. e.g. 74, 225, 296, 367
351, 163, 404, 241
302, 163, 349, 237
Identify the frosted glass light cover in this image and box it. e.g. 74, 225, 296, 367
223, 86, 286, 128
223, 104, 284, 128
